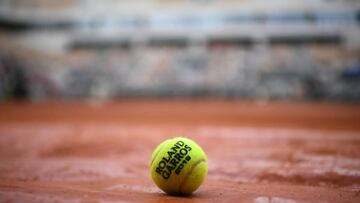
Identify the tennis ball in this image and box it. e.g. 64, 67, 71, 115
150, 137, 208, 196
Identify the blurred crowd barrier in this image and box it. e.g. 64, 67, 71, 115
0, 0, 360, 101
1, 40, 359, 101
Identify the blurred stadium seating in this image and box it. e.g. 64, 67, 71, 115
0, 0, 359, 101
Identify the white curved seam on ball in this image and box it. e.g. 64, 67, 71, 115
150, 141, 169, 168
179, 159, 206, 194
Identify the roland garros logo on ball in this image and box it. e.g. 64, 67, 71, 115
155, 140, 192, 180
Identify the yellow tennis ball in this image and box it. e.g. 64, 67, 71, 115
150, 137, 208, 196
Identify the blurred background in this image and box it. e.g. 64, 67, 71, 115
0, 0, 359, 102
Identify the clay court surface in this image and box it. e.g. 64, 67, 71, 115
0, 100, 360, 202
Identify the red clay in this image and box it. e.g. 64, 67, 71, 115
0, 100, 359, 202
